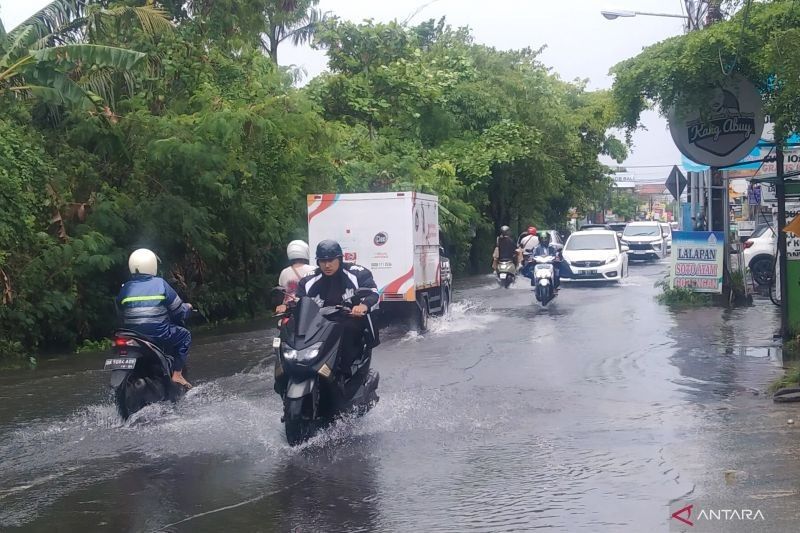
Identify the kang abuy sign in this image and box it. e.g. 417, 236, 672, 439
670, 231, 724, 293
669, 75, 764, 167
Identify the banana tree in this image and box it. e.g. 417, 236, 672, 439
0, 0, 171, 111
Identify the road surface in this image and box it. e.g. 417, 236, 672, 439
1, 261, 798, 532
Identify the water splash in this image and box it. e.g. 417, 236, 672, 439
427, 300, 499, 335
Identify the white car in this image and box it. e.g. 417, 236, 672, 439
621, 221, 669, 260
562, 230, 629, 282
743, 226, 776, 286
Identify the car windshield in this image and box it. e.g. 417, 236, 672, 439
566, 234, 617, 251
750, 226, 773, 239
623, 225, 660, 237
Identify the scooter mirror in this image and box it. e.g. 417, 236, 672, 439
348, 287, 375, 305
270, 286, 288, 307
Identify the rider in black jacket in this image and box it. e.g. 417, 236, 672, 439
296, 240, 380, 373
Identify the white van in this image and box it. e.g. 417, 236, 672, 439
307, 192, 452, 329
621, 221, 669, 260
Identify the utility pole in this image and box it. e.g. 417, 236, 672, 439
777, 145, 789, 338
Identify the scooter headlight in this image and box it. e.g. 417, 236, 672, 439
282, 342, 324, 363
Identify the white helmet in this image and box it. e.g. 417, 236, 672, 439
286, 240, 310, 262
128, 248, 158, 275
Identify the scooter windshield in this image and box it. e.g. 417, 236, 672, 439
293, 297, 327, 338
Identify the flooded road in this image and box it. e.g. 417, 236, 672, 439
2, 261, 799, 531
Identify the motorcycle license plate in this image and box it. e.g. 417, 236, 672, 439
104, 358, 135, 370
272, 337, 281, 348
499, 273, 507, 279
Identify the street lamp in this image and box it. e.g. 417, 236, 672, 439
601, 9, 689, 21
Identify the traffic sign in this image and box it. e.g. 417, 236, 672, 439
665, 165, 687, 201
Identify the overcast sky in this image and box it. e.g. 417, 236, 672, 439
1, 0, 686, 181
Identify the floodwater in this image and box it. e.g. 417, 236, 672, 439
1, 261, 799, 532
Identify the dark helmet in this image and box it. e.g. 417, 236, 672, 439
500, 225, 511, 237
316, 239, 343, 261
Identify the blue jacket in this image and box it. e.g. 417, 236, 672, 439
116, 275, 191, 339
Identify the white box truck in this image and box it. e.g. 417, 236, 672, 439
307, 192, 452, 329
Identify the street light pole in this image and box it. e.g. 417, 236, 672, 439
601, 9, 689, 20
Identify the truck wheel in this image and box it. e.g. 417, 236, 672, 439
440, 286, 450, 316
415, 300, 429, 332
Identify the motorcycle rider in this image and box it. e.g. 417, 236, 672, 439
296, 240, 380, 377
519, 227, 540, 259
529, 233, 561, 289
275, 240, 315, 313
117, 249, 193, 388
492, 225, 522, 271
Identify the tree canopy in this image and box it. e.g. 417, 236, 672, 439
612, 0, 800, 141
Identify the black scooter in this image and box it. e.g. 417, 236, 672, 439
104, 330, 189, 419
272, 289, 380, 445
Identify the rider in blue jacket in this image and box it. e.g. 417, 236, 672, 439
117, 249, 193, 388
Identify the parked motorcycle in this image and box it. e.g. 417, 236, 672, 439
495, 260, 517, 288
104, 330, 189, 419
272, 288, 380, 445
532, 255, 558, 306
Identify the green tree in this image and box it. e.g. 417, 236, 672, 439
0, 0, 170, 112
611, 0, 800, 141
262, 0, 328, 63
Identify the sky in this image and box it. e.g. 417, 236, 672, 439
0, 0, 686, 182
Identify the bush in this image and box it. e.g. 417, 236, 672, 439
654, 277, 713, 306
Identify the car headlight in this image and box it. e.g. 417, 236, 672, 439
651, 240, 663, 248
282, 341, 323, 363
605, 255, 619, 264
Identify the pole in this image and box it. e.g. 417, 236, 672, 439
690, 171, 697, 228
723, 170, 731, 298
706, 169, 713, 231
674, 173, 680, 227
777, 144, 789, 338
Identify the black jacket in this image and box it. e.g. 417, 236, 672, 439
296, 263, 380, 310
496, 236, 517, 261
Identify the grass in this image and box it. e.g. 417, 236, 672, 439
768, 338, 800, 393
75, 338, 113, 354
655, 278, 713, 306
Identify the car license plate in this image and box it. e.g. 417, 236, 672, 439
585, 270, 597, 275
499, 273, 507, 279
632, 250, 645, 255
104, 358, 135, 370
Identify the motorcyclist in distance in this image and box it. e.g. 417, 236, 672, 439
492, 225, 522, 271
530, 233, 561, 289
275, 240, 315, 314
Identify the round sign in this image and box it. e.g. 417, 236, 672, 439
374, 232, 388, 246
668, 75, 764, 167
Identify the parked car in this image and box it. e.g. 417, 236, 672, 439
561, 230, 629, 282
542, 229, 564, 248
743, 225, 776, 286
620, 221, 669, 260
608, 222, 627, 241
580, 223, 612, 232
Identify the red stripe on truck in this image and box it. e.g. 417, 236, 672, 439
381, 268, 414, 296
307, 193, 339, 222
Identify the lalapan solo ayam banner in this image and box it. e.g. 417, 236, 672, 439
670, 231, 725, 294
